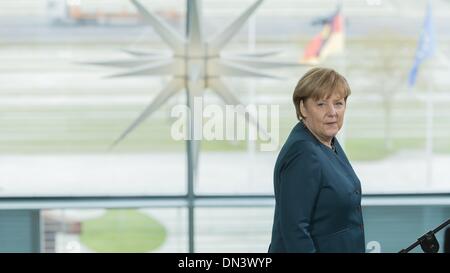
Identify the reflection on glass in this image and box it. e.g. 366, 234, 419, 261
41, 208, 187, 253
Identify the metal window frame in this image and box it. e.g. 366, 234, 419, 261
1, 193, 450, 253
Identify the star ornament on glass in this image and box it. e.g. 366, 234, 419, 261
83, 0, 302, 149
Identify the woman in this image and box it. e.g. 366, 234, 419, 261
268, 67, 365, 253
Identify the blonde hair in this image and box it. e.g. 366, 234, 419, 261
293, 67, 351, 120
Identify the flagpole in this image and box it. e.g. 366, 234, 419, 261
408, 0, 435, 190
340, 4, 346, 151
425, 0, 435, 189
336, 3, 346, 150
425, 77, 433, 188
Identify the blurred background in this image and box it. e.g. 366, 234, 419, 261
0, 0, 449, 253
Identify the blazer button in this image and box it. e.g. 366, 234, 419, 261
354, 190, 360, 195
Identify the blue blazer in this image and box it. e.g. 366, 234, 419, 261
268, 121, 365, 253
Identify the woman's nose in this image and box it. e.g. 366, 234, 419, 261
326, 104, 338, 116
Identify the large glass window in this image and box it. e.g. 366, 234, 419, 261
0, 0, 449, 253
2, 0, 450, 196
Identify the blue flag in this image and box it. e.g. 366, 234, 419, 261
408, 2, 435, 87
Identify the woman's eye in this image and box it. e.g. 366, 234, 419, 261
336, 102, 344, 106
317, 103, 324, 106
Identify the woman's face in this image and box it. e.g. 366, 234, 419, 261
300, 92, 346, 144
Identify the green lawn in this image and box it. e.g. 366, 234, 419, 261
80, 209, 167, 252
2, 72, 450, 158
344, 138, 425, 161
2, 111, 450, 161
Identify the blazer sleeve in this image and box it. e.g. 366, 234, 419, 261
278, 142, 322, 252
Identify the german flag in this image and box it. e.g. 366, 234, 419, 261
301, 6, 345, 65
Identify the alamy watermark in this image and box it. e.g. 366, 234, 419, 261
170, 97, 280, 152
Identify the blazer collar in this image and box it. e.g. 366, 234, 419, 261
294, 120, 337, 150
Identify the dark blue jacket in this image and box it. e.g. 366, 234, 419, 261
268, 121, 365, 253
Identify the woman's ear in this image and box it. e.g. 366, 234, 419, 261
299, 99, 307, 119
